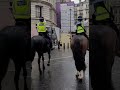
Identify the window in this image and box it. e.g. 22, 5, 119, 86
36, 5, 42, 18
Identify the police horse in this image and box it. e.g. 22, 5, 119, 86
71, 34, 88, 80
31, 35, 51, 74
0, 26, 30, 90
90, 24, 120, 90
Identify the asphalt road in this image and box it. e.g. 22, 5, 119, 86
1, 48, 120, 90
31, 48, 89, 90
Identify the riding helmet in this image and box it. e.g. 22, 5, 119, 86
39, 17, 44, 22
78, 16, 83, 21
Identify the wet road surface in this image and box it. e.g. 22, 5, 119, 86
112, 56, 120, 90
1, 48, 120, 90
31, 48, 89, 90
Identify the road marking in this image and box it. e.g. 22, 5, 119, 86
34, 56, 73, 61
50, 56, 73, 61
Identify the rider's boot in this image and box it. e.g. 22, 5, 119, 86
46, 36, 53, 50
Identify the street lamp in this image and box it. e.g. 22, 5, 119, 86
69, 8, 72, 42
70, 8, 71, 34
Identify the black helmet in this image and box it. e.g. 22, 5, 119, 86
78, 16, 83, 21
39, 17, 44, 22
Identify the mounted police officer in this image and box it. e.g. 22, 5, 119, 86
76, 16, 89, 40
37, 17, 52, 49
92, 0, 119, 37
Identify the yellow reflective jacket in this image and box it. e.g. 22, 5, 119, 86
94, 0, 112, 21
37, 22, 47, 33
77, 23, 85, 34
12, 0, 30, 19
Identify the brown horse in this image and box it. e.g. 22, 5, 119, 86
71, 35, 88, 80
89, 25, 119, 90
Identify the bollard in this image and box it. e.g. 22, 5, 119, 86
67, 43, 69, 49
63, 43, 65, 49
58, 42, 60, 49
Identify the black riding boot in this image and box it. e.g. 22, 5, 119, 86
45, 35, 52, 49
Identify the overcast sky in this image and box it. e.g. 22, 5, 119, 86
71, 0, 85, 4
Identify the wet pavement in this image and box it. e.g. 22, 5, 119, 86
1, 60, 32, 90
112, 56, 120, 90
1, 48, 120, 90
31, 48, 89, 90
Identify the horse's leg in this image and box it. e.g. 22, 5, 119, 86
75, 71, 80, 79
31, 48, 35, 64
22, 62, 28, 90
78, 70, 84, 80
0, 58, 9, 90
105, 50, 115, 89
42, 54, 45, 71
47, 50, 51, 66
38, 52, 42, 74
14, 61, 21, 90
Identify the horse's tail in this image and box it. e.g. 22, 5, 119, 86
72, 37, 86, 71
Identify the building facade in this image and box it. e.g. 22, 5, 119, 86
78, 0, 89, 20
74, 2, 84, 22
60, 2, 75, 33
112, 0, 120, 29
0, 0, 15, 30
57, 0, 71, 3
82, 0, 89, 19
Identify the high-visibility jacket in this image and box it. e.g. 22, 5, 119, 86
94, 0, 112, 21
77, 22, 85, 34
37, 22, 47, 33
12, 0, 30, 19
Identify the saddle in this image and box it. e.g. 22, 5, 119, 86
39, 35, 50, 47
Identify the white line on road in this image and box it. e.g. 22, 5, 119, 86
34, 56, 73, 62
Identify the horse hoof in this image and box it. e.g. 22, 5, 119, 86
47, 63, 50, 66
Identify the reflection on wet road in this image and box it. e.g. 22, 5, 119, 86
31, 49, 89, 90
